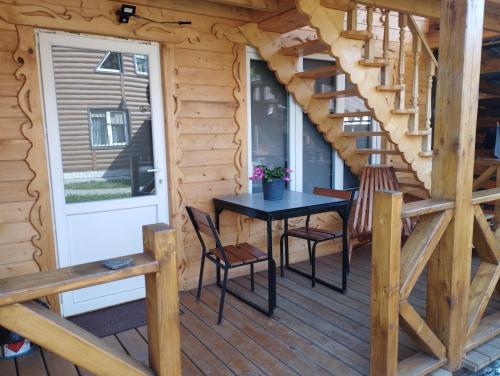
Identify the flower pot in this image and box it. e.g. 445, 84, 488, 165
262, 179, 285, 201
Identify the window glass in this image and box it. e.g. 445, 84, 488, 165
134, 54, 149, 75
250, 59, 288, 193
90, 109, 129, 148
96, 52, 122, 73
303, 59, 335, 193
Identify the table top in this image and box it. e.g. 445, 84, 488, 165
214, 191, 348, 220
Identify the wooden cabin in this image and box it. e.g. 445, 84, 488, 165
0, 0, 498, 375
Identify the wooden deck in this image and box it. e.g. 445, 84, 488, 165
0, 246, 498, 376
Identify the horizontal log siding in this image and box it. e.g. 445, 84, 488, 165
0, 26, 39, 278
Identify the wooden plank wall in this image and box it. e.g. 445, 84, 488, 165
0, 0, 426, 293
0, 21, 40, 279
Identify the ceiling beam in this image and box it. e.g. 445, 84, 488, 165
205, 0, 278, 11
321, 0, 500, 32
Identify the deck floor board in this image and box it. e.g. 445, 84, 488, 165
2, 247, 499, 376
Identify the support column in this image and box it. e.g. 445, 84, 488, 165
427, 0, 485, 371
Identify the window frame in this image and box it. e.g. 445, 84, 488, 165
88, 108, 130, 149
96, 51, 123, 74
246, 47, 345, 193
133, 54, 149, 76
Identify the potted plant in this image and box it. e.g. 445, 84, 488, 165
249, 165, 291, 201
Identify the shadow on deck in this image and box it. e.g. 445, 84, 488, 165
0, 246, 499, 375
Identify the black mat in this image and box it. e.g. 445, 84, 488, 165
69, 299, 147, 338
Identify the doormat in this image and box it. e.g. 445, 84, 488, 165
69, 299, 147, 338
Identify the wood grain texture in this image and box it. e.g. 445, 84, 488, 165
370, 190, 402, 376
427, 0, 485, 370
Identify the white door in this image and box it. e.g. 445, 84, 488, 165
38, 31, 169, 316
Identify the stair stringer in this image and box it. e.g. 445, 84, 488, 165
295, 0, 432, 190
239, 23, 368, 175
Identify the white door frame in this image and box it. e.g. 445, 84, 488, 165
37, 30, 169, 315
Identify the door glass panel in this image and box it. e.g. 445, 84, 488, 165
51, 46, 155, 203
250, 59, 288, 193
303, 59, 334, 193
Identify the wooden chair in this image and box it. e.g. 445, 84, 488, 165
186, 206, 269, 324
279, 187, 355, 289
349, 165, 413, 260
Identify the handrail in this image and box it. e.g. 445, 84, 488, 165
408, 15, 438, 69
0, 253, 159, 307
401, 198, 454, 218
472, 187, 500, 205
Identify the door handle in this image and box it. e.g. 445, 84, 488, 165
147, 168, 161, 173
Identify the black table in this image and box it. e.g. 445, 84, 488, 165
214, 191, 350, 316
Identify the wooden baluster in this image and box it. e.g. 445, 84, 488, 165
370, 190, 402, 376
364, 7, 374, 60
409, 34, 421, 132
496, 166, 500, 237
423, 60, 436, 152
397, 14, 408, 111
381, 9, 390, 86
143, 224, 181, 376
347, 2, 358, 31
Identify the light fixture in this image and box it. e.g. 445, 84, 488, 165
117, 4, 191, 25
116, 4, 136, 24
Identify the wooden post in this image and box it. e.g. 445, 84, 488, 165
427, 0, 485, 371
496, 166, 500, 237
423, 61, 435, 152
143, 224, 181, 376
409, 34, 421, 132
381, 9, 390, 86
364, 7, 375, 60
370, 190, 402, 376
347, 2, 358, 31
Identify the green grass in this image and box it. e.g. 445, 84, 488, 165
64, 179, 131, 190
65, 192, 130, 203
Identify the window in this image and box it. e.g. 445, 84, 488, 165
248, 50, 383, 192
134, 54, 149, 75
249, 59, 288, 193
89, 109, 129, 148
96, 52, 122, 73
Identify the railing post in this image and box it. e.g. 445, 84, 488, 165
370, 190, 402, 376
143, 224, 181, 376
397, 14, 408, 111
496, 166, 500, 236
346, 2, 357, 31
381, 9, 390, 86
364, 7, 375, 60
423, 60, 435, 153
409, 34, 421, 132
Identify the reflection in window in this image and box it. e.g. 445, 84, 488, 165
89, 110, 129, 148
96, 52, 122, 73
250, 59, 288, 193
134, 54, 149, 76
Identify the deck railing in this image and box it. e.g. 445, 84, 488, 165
371, 187, 500, 375
0, 224, 181, 376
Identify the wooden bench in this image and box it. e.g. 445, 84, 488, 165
0, 224, 180, 376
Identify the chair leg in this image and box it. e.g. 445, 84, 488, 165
196, 254, 206, 301
216, 259, 221, 288
307, 240, 312, 265
250, 263, 255, 292
311, 242, 318, 287
279, 233, 286, 277
218, 268, 229, 325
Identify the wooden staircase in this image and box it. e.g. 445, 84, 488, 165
240, 0, 438, 193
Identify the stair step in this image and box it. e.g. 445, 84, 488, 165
341, 131, 386, 137
329, 111, 372, 118
359, 58, 389, 67
295, 65, 341, 79
399, 180, 425, 189
313, 88, 358, 99
419, 151, 433, 157
392, 108, 418, 115
376, 85, 404, 92
340, 30, 373, 41
258, 8, 309, 33
355, 149, 401, 155
406, 129, 431, 136
280, 39, 329, 57
394, 166, 414, 173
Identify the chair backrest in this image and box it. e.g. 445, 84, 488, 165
186, 206, 229, 264
351, 166, 412, 236
312, 187, 356, 219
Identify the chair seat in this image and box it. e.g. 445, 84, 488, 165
286, 227, 342, 242
209, 243, 268, 266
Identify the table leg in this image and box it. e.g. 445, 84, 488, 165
267, 218, 276, 312
214, 207, 222, 232
342, 206, 349, 288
